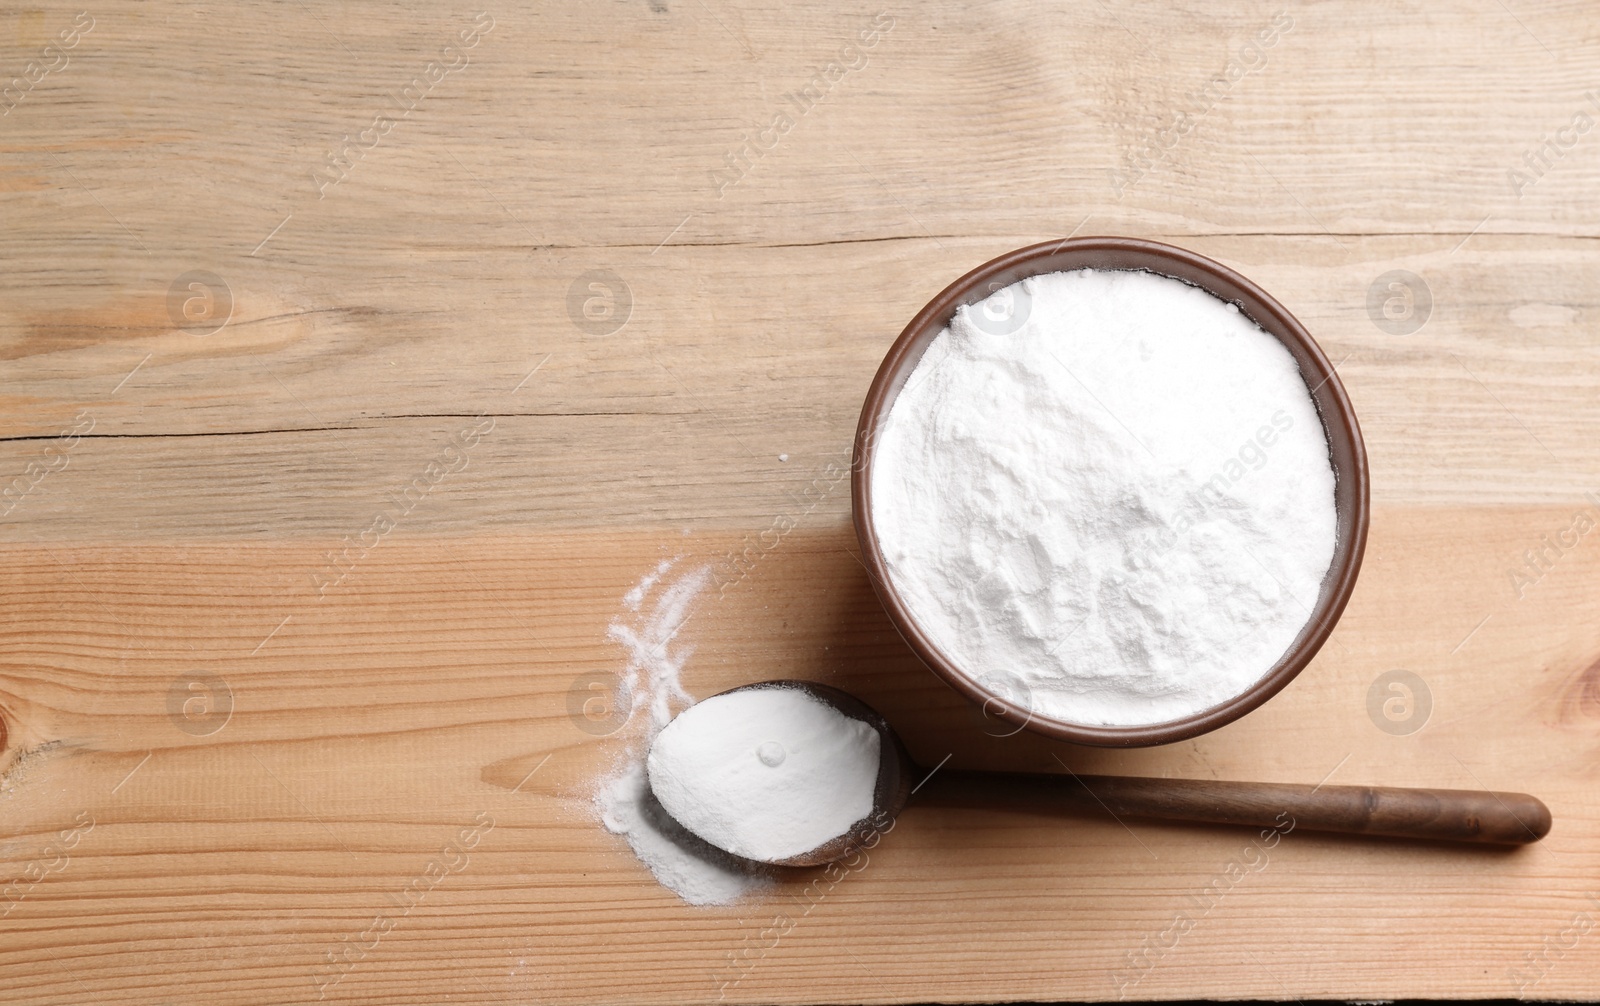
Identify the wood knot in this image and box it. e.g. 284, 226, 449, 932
1557, 654, 1600, 725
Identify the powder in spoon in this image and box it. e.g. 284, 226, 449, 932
870, 268, 1338, 727
647, 685, 880, 862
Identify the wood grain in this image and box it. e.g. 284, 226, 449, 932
3, 0, 1600, 1002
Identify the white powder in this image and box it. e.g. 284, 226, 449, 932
871, 268, 1338, 727
593, 561, 771, 905
621, 557, 674, 611
597, 763, 765, 906
647, 686, 881, 862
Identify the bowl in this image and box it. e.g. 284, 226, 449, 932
851, 237, 1369, 747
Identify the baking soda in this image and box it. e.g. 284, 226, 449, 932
596, 762, 765, 906
648, 685, 880, 862
593, 561, 771, 905
870, 268, 1338, 726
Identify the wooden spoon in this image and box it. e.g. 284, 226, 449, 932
647, 680, 1552, 867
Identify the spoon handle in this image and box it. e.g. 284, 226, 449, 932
915, 771, 1551, 845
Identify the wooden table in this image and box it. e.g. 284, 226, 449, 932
2, 2, 1598, 1002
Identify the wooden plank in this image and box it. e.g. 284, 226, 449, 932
2, 235, 1600, 541
0, 514, 1597, 1003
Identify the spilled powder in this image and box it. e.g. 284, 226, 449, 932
592, 559, 771, 905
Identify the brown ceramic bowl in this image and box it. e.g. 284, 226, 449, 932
851, 237, 1369, 747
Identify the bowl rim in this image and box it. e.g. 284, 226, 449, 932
850, 236, 1370, 748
